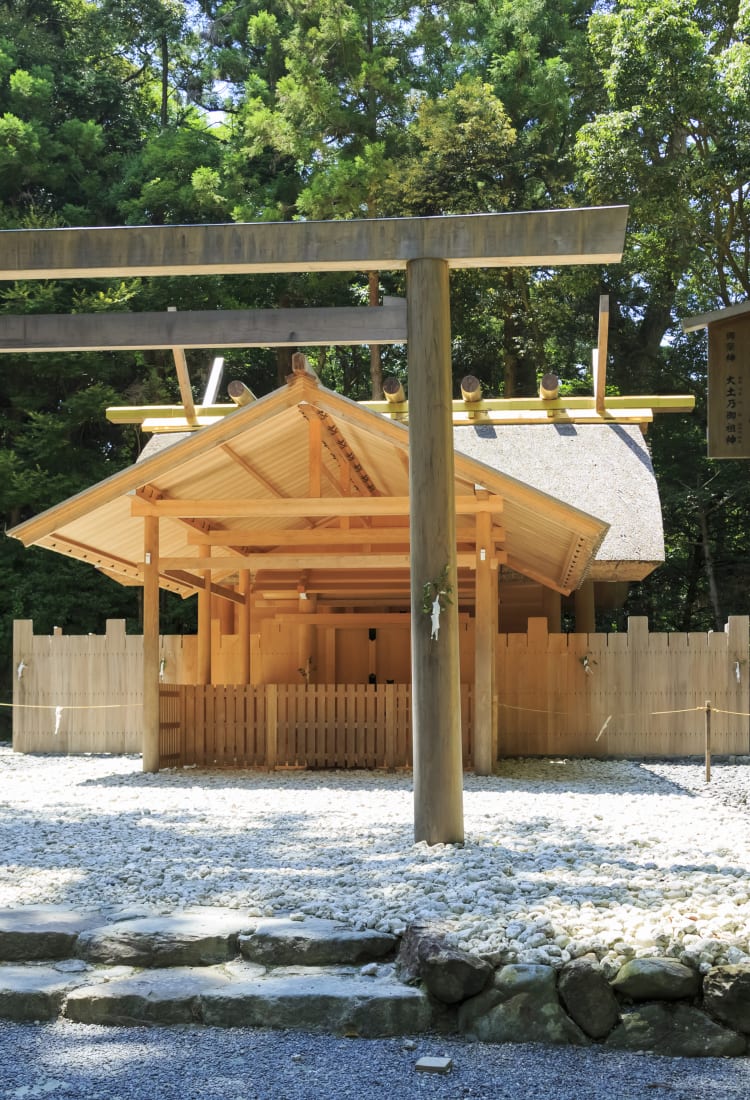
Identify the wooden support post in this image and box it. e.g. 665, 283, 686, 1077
238, 570, 251, 684
197, 544, 211, 685
297, 595, 317, 684
575, 579, 596, 634
323, 627, 336, 682
474, 504, 497, 775
594, 295, 610, 416
407, 256, 464, 845
217, 592, 235, 635
542, 587, 562, 632
705, 700, 712, 783
142, 514, 160, 773
266, 683, 277, 770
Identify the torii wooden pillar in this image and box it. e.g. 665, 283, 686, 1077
408, 258, 464, 842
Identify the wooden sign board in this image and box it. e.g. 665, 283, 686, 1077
708, 314, 750, 458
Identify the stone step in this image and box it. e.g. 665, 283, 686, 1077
0, 907, 106, 961
0, 908, 396, 969
238, 917, 396, 967
0, 960, 437, 1037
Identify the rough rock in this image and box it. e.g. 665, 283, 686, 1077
0, 907, 104, 961
702, 965, 750, 1033
76, 907, 254, 967
200, 964, 435, 1037
605, 1003, 746, 1057
457, 964, 565, 1039
419, 947, 492, 1005
460, 988, 589, 1047
558, 956, 620, 1038
494, 963, 558, 999
394, 923, 447, 985
457, 963, 558, 1032
239, 917, 396, 967
611, 957, 701, 1001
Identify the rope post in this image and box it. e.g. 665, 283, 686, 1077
705, 699, 712, 783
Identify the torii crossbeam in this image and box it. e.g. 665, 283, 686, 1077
0, 207, 629, 844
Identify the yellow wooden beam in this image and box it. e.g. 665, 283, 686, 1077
107, 392, 694, 431
156, 551, 502, 570
185, 526, 502, 546
131, 495, 504, 518
363, 394, 695, 415
107, 404, 232, 424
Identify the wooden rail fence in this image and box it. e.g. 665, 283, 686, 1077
159, 682, 474, 769
12, 616, 750, 763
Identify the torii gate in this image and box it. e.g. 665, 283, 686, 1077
0, 208, 629, 843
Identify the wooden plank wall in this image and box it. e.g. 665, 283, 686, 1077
496, 616, 750, 758
13, 616, 750, 760
12, 619, 143, 753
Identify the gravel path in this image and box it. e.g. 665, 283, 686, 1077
1, 1018, 749, 1100
2, 750, 750, 1093
1, 749, 749, 973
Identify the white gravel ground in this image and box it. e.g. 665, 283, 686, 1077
1, 747, 749, 975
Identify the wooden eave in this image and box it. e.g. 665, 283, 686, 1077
7, 374, 609, 598
681, 301, 750, 332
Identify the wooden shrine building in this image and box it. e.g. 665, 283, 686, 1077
1, 207, 697, 844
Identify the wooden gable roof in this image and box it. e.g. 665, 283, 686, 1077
8, 373, 609, 602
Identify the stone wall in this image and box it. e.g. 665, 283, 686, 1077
399, 927, 750, 1057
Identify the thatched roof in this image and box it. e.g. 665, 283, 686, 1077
454, 422, 663, 581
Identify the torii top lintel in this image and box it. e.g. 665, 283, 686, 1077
0, 207, 628, 280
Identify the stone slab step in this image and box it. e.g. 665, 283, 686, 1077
0, 909, 396, 969
0, 960, 436, 1037
75, 907, 255, 967
238, 917, 397, 967
0, 907, 106, 961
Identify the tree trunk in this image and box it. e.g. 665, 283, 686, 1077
160, 34, 169, 129
698, 507, 723, 630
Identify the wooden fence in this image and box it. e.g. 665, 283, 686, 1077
160, 682, 474, 769
12, 616, 750, 762
495, 616, 750, 758
12, 619, 143, 754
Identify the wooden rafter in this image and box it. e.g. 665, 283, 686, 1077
162, 570, 246, 604
171, 346, 198, 427
297, 405, 381, 497
217, 440, 314, 530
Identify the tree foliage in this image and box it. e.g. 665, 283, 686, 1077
3, 0, 750, 721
